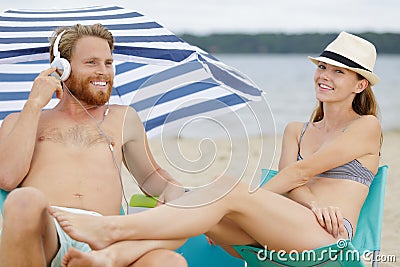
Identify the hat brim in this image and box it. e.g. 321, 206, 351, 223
308, 56, 380, 86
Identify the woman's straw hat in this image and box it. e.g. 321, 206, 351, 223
308, 32, 380, 86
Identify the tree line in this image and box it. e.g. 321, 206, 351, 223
179, 32, 400, 54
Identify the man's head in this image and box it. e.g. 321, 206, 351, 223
49, 24, 114, 64
49, 24, 115, 106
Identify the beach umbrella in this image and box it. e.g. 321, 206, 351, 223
0, 5, 264, 138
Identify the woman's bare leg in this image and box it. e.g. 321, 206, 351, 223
52, 179, 338, 251
62, 239, 186, 267
205, 217, 258, 257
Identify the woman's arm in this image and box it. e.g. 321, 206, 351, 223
273, 121, 320, 211
265, 117, 380, 238
262, 122, 310, 194
264, 115, 381, 195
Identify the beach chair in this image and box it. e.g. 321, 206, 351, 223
233, 165, 388, 267
0, 188, 8, 217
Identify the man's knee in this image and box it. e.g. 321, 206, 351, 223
3, 187, 49, 229
157, 250, 187, 267
137, 249, 188, 267
164, 251, 187, 267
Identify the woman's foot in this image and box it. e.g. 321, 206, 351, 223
62, 247, 113, 267
50, 207, 118, 249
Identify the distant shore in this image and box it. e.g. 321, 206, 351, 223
179, 32, 400, 54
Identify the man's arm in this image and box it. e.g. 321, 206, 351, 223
0, 103, 41, 190
122, 107, 185, 203
0, 68, 62, 190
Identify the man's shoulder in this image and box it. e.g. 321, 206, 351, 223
1, 112, 20, 127
109, 104, 136, 113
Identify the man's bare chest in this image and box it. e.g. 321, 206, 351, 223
37, 124, 114, 148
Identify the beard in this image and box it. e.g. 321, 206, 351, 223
65, 72, 113, 106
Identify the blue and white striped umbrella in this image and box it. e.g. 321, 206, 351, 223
0, 6, 263, 137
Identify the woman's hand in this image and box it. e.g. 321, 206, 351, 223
311, 201, 346, 238
205, 235, 217, 246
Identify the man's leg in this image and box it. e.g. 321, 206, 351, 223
0, 187, 59, 266
62, 239, 187, 267
133, 249, 187, 267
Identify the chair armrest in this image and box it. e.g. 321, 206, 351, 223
130, 194, 158, 208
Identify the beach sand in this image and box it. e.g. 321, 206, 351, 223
0, 130, 398, 265
378, 131, 400, 266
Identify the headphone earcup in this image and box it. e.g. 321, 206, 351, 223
50, 57, 71, 82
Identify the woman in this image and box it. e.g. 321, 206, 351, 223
51, 32, 382, 266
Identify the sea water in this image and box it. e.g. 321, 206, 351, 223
177, 54, 400, 138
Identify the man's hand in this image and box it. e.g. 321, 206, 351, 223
311, 201, 346, 238
28, 68, 63, 108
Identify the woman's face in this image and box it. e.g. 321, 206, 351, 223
313, 62, 366, 103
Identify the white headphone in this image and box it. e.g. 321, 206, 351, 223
50, 30, 71, 81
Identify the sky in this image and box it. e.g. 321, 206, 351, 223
1, 0, 400, 35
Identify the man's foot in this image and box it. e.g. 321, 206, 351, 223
62, 247, 113, 267
49, 207, 117, 250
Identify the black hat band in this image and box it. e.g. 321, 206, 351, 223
320, 51, 371, 72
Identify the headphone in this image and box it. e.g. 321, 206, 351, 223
50, 30, 71, 81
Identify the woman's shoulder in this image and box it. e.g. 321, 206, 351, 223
359, 114, 380, 125
282, 121, 309, 142
284, 121, 308, 134
350, 115, 381, 132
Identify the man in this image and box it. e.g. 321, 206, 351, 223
0, 24, 187, 267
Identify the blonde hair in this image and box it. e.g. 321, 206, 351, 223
49, 23, 114, 63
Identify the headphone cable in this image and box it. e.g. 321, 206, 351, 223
62, 83, 130, 212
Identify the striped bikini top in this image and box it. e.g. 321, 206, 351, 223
297, 122, 374, 187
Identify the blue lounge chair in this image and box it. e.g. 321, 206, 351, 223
233, 165, 388, 267
0, 188, 7, 216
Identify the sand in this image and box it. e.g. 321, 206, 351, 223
377, 131, 400, 266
